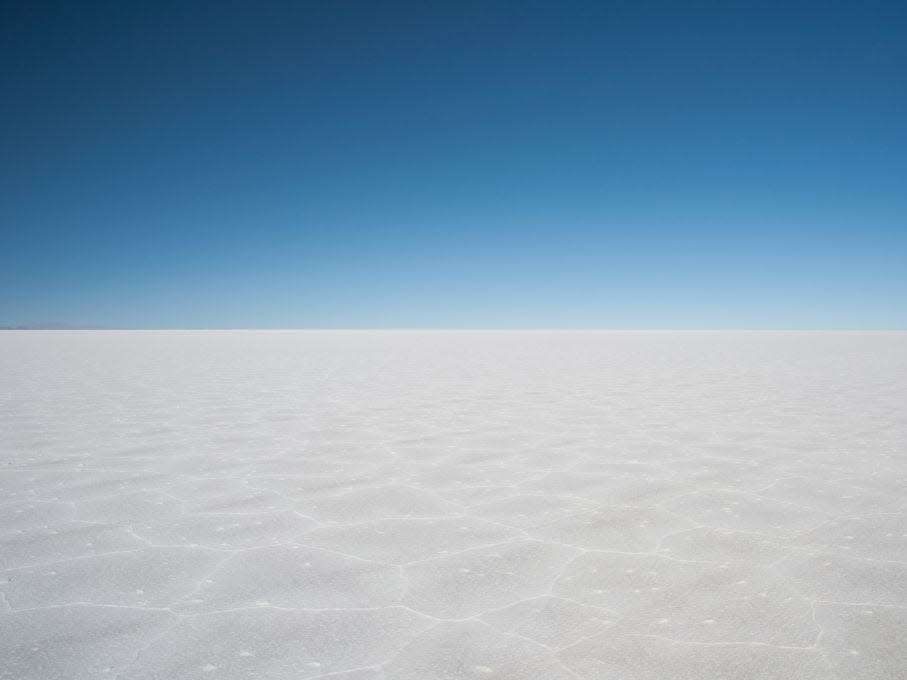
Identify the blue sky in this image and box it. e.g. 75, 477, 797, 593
2, 1, 905, 328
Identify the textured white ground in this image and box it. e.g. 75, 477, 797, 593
1, 330, 906, 680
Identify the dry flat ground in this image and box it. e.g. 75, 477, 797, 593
1, 330, 906, 680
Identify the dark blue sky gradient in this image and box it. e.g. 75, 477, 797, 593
3, 1, 906, 327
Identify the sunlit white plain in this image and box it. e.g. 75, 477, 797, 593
1, 331, 905, 679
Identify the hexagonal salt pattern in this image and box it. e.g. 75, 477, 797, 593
1, 330, 906, 680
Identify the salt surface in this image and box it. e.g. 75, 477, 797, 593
1, 330, 905, 679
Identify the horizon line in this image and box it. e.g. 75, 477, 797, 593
2, 327, 906, 333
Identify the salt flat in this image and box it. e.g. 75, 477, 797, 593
1, 330, 906, 680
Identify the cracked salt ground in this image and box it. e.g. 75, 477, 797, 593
1, 331, 906, 679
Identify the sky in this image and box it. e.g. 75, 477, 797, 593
2, 1, 905, 329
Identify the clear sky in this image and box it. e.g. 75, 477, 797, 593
2, 1, 905, 328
